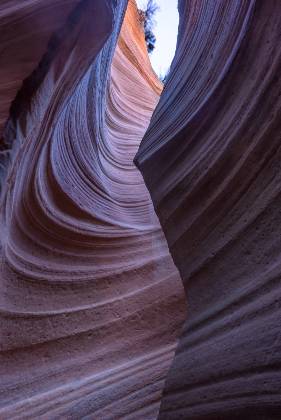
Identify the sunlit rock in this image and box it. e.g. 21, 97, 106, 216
0, 1, 185, 418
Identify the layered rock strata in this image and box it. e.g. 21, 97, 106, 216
136, 0, 281, 418
0, 1, 185, 418
0, 0, 82, 184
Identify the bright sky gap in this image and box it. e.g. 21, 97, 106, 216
136, 0, 179, 78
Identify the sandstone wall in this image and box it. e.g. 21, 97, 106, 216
136, 0, 281, 418
0, 1, 185, 418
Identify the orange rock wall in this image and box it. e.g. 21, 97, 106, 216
0, 1, 185, 418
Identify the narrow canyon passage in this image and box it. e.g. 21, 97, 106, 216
136, 0, 281, 418
1, 0, 281, 419
0, 1, 185, 418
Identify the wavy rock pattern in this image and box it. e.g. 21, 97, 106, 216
0, 0, 82, 183
136, 0, 281, 418
0, 1, 185, 418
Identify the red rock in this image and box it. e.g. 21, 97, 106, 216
136, 0, 281, 418
0, 1, 185, 418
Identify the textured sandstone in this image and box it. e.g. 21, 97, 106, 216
2, 0, 279, 418
0, 1, 185, 418
0, 0, 82, 182
136, 0, 281, 418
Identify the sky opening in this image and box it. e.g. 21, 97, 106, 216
136, 0, 179, 79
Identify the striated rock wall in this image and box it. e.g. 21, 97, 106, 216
0, 0, 83, 135
0, 0, 83, 183
2, 0, 279, 417
136, 0, 281, 418
0, 1, 185, 418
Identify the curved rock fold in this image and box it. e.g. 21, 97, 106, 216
0, 1, 185, 418
1, 0, 280, 418
136, 0, 281, 418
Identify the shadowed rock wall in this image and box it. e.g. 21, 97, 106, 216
136, 0, 281, 419
0, 0, 82, 137
0, 1, 185, 418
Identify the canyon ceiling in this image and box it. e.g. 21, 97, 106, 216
1, 0, 281, 419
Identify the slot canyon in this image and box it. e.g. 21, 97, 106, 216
0, 0, 281, 419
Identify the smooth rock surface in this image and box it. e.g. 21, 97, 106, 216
0, 0, 81, 142
136, 0, 281, 418
0, 1, 185, 418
